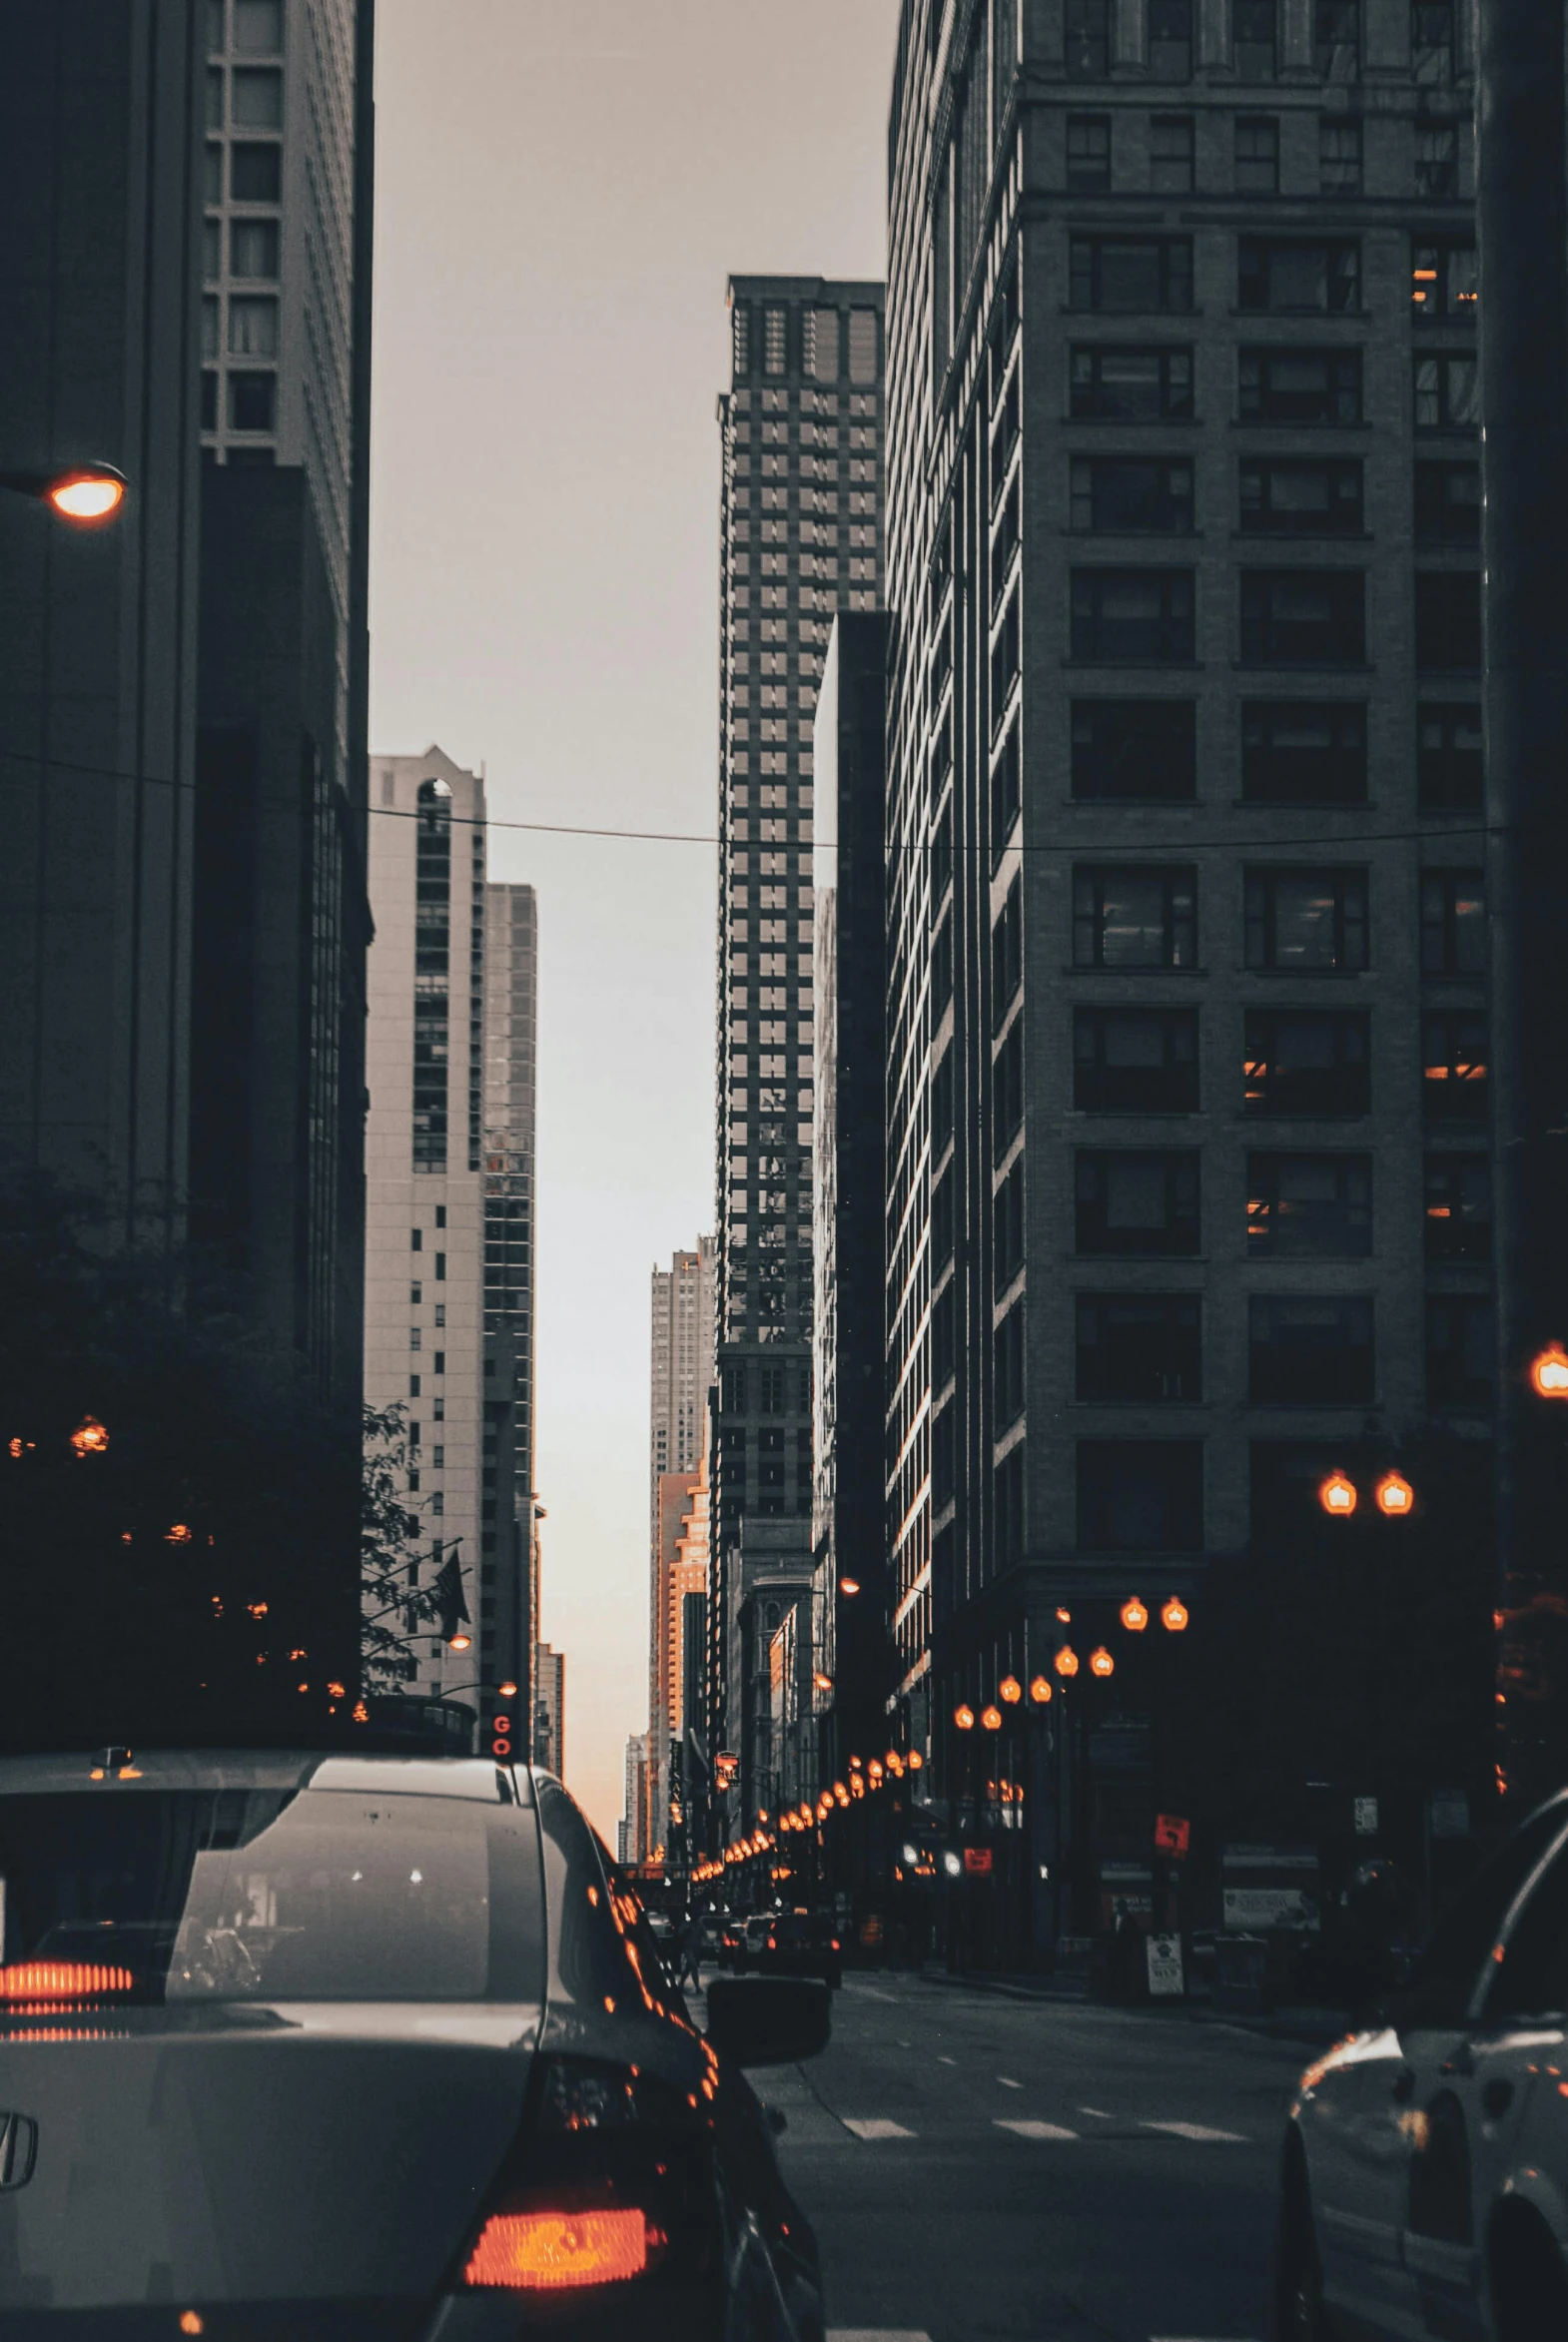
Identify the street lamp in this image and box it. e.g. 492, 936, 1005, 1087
1530, 1343, 1568, 1397
954, 1703, 975, 1731
1, 460, 127, 523
1120, 1596, 1150, 1633
1161, 1597, 1189, 1634
1375, 1471, 1414, 1517
1054, 1645, 1080, 1679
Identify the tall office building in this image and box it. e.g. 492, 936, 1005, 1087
620, 1734, 649, 1865
0, 0, 205, 1232
710, 277, 886, 1835
534, 1642, 565, 1776
648, 1240, 715, 1841
885, 0, 1488, 1954
365, 748, 536, 1705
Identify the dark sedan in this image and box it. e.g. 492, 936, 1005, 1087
754, 1912, 844, 1990
0, 1747, 831, 2338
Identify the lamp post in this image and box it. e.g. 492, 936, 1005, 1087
0, 460, 127, 523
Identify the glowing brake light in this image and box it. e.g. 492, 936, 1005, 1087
0, 1962, 134, 2001
464, 2208, 659, 2291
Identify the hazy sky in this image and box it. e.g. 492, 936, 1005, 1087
369, 0, 899, 1838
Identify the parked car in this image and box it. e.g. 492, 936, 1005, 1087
0, 1745, 832, 2338
646, 1909, 675, 1948
735, 1914, 774, 1973
755, 1911, 844, 1990
1278, 1788, 1568, 2341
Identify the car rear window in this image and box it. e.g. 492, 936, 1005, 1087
0, 1788, 542, 2006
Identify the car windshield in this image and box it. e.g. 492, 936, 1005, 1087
0, 1788, 541, 2005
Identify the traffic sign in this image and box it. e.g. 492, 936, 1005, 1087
963, 1847, 994, 1876
1155, 1813, 1190, 1856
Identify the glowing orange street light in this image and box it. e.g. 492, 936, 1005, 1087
1029, 1674, 1054, 1705
981, 1705, 1003, 1731
165, 1524, 193, 1546
447, 1632, 472, 1653
813, 1671, 833, 1692
497, 1680, 518, 1697
1531, 1344, 1568, 1398
999, 1674, 1022, 1705
1055, 1606, 1072, 1623
1, 461, 127, 524
908, 1749, 924, 1770
1090, 1647, 1115, 1679
70, 1415, 109, 1458
1120, 1596, 1150, 1633
1054, 1645, 1080, 1678
1319, 1469, 1357, 1518
1161, 1597, 1189, 1634
839, 1577, 861, 1595
954, 1703, 975, 1731
1375, 1471, 1414, 1518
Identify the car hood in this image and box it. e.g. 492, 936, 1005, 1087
0, 1999, 539, 2312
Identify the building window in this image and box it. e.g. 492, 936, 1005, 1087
1071, 700, 1196, 801
1074, 865, 1196, 968
991, 723, 1022, 848
1070, 345, 1192, 420
1426, 1296, 1493, 1410
1244, 867, 1368, 973
234, 0, 284, 48
201, 296, 219, 359
1067, 114, 1112, 192
1415, 126, 1458, 199
1075, 1151, 1200, 1255
806, 307, 839, 381
848, 309, 879, 384
231, 141, 282, 201
202, 218, 222, 282
1066, 0, 1110, 78
731, 305, 750, 376
1420, 869, 1485, 976
1239, 347, 1361, 423
1319, 119, 1361, 192
1234, 118, 1279, 194
200, 370, 219, 431
1076, 1295, 1201, 1402
1070, 237, 1193, 313
1415, 571, 1482, 671
1243, 1008, 1370, 1117
1071, 569, 1194, 662
994, 1301, 1027, 1428
1414, 355, 1480, 431
1238, 239, 1359, 313
1411, 241, 1477, 318
1150, 115, 1194, 194
1315, 1, 1359, 79
1424, 1155, 1491, 1261
994, 1159, 1026, 1292
994, 1443, 1026, 1571
992, 876, 1023, 1029
1246, 1153, 1371, 1255
1239, 457, 1362, 536
227, 294, 279, 355
1233, 0, 1276, 79
230, 218, 280, 279
409, 1327, 421, 1351
1072, 457, 1193, 534
206, 65, 225, 126
1074, 1007, 1199, 1113
1415, 461, 1481, 545
1411, 0, 1455, 86
1241, 701, 1366, 805
230, 66, 283, 126
1417, 704, 1483, 808
1249, 1295, 1373, 1403
1240, 570, 1365, 665
994, 1020, 1025, 1160
227, 371, 276, 431
1078, 1441, 1203, 1551
763, 308, 787, 376
1423, 1010, 1490, 1125
1149, 0, 1193, 78
203, 142, 223, 203
992, 592, 1021, 712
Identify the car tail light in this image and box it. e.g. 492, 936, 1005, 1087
830, 1939, 841, 1952
766, 1936, 777, 1951
457, 2056, 718, 2301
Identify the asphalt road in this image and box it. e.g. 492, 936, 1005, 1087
727, 1971, 1308, 2342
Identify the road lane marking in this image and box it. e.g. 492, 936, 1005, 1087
938, 2053, 957, 2064
830, 2331, 932, 2342
995, 2117, 1079, 2140
842, 2117, 917, 2140
1141, 2120, 1248, 2143
1079, 2106, 1114, 2119
997, 2074, 1023, 2088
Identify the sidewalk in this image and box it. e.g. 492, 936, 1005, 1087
915, 1961, 1350, 2043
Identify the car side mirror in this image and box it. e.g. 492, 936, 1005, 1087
704, 1974, 831, 2068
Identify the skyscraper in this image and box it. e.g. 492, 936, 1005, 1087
483, 882, 539, 1704
710, 277, 886, 1835
885, 0, 1489, 1957
648, 1240, 715, 1844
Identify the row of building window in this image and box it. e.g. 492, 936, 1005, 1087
1048, 862, 1481, 975
1057, 235, 1474, 317
731, 305, 881, 385
1057, 336, 1468, 428
990, 565, 1479, 673
1063, 111, 1462, 200
1063, 0, 1458, 88
1041, 454, 1478, 537
973, 1005, 1486, 1127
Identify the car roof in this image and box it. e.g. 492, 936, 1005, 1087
0, 1749, 532, 1803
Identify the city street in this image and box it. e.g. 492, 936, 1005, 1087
719, 1972, 1307, 2342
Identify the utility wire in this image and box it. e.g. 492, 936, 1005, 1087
0, 737, 1504, 856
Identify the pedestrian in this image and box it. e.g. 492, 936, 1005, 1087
677, 1911, 704, 1994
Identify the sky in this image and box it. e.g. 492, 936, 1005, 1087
369, 0, 901, 1839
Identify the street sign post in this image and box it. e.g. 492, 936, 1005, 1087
1154, 1813, 1190, 1856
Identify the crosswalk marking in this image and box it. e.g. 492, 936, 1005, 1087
1141, 2120, 1248, 2143
996, 2116, 1079, 2141
842, 2117, 917, 2140
997, 2074, 1023, 2088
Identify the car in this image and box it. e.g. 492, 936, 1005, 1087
738, 1915, 774, 1973
696, 1914, 726, 1960
755, 1911, 844, 1990
646, 1909, 675, 1948
1278, 1789, 1568, 2342
0, 1744, 832, 2338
